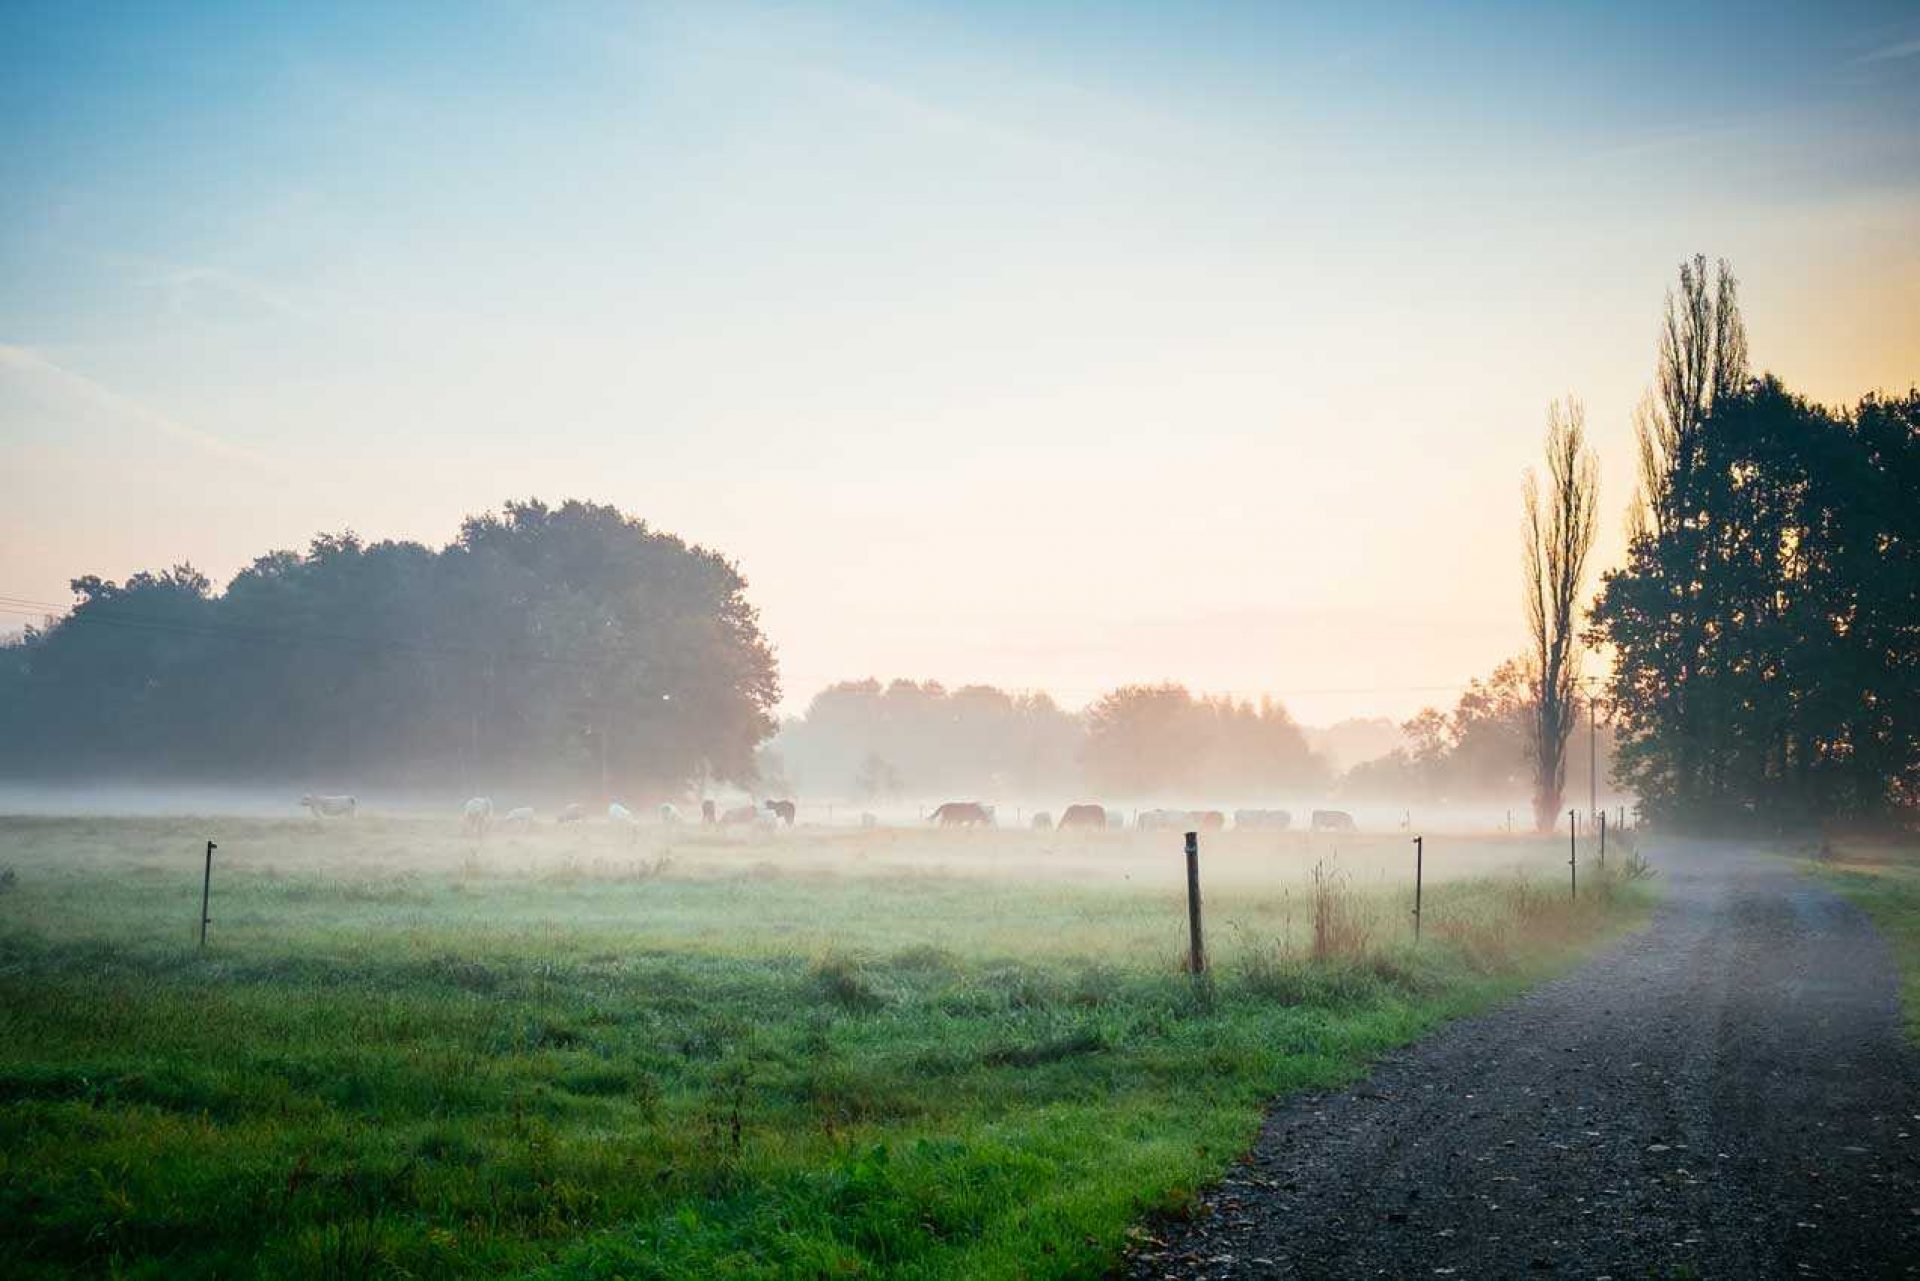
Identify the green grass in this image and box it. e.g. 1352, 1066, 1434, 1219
0, 816, 1648, 1280
1809, 836, 1920, 1045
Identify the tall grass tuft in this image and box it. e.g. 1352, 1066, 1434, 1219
1310, 858, 1372, 960
812, 951, 888, 1012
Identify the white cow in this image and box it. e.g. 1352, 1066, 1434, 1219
557, 802, 586, 825
462, 797, 494, 836
301, 794, 356, 818
504, 806, 535, 828
1233, 809, 1292, 831
1136, 808, 1194, 832
608, 802, 635, 824
659, 803, 682, 825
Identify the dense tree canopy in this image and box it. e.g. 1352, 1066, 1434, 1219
0, 500, 780, 795
1593, 381, 1919, 826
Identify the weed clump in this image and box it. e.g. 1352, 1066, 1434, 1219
813, 952, 888, 1012
1311, 859, 1372, 960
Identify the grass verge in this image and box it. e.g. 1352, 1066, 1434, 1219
1808, 835, 1920, 1045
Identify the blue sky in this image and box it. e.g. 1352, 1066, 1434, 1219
3, 1, 1917, 722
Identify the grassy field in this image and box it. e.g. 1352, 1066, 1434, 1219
0, 814, 1649, 1280
1810, 836, 1920, 1045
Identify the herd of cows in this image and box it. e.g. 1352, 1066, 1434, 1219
298, 793, 1360, 835
927, 802, 1355, 832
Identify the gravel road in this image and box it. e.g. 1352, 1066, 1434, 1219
1124, 841, 1919, 1280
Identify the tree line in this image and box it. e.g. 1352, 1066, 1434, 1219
1590, 263, 1917, 825
1510, 255, 1915, 830
0, 500, 780, 794
771, 679, 1330, 802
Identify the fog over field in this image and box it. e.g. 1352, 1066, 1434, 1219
1, 3, 1913, 1278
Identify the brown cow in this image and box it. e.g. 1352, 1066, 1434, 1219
1058, 803, 1108, 831
763, 799, 797, 826
929, 801, 994, 828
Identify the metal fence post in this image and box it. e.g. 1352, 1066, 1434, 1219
1412, 835, 1424, 941
199, 840, 217, 947
1567, 810, 1577, 900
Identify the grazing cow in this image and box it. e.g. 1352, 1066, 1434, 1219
1136, 809, 1192, 832
719, 804, 758, 826
557, 802, 586, 825
462, 797, 494, 836
1031, 811, 1053, 830
504, 806, 535, 827
701, 799, 717, 824
1311, 809, 1357, 832
859, 811, 879, 830
763, 799, 797, 826
608, 802, 635, 824
659, 803, 682, 825
300, 794, 356, 818
929, 801, 993, 828
1234, 809, 1291, 831
1058, 803, 1108, 832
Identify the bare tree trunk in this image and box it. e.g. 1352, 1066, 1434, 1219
1524, 399, 1600, 832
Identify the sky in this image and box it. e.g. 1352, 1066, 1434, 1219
3, 1, 1917, 726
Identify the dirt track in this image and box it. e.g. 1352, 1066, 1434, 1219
1124, 841, 1919, 1279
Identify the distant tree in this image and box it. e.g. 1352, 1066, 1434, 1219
1082, 683, 1327, 797
1343, 660, 1530, 802
775, 678, 1081, 798
1522, 400, 1599, 831
853, 750, 903, 800
0, 500, 779, 793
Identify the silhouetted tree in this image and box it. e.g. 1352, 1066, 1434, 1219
1522, 399, 1599, 830
1595, 380, 1918, 825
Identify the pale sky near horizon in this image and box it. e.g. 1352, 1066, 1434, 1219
3, 1, 1917, 725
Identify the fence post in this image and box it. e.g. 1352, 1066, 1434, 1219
199, 840, 217, 948
1599, 810, 1607, 869
1412, 835, 1423, 941
1184, 831, 1206, 975
1567, 810, 1577, 900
